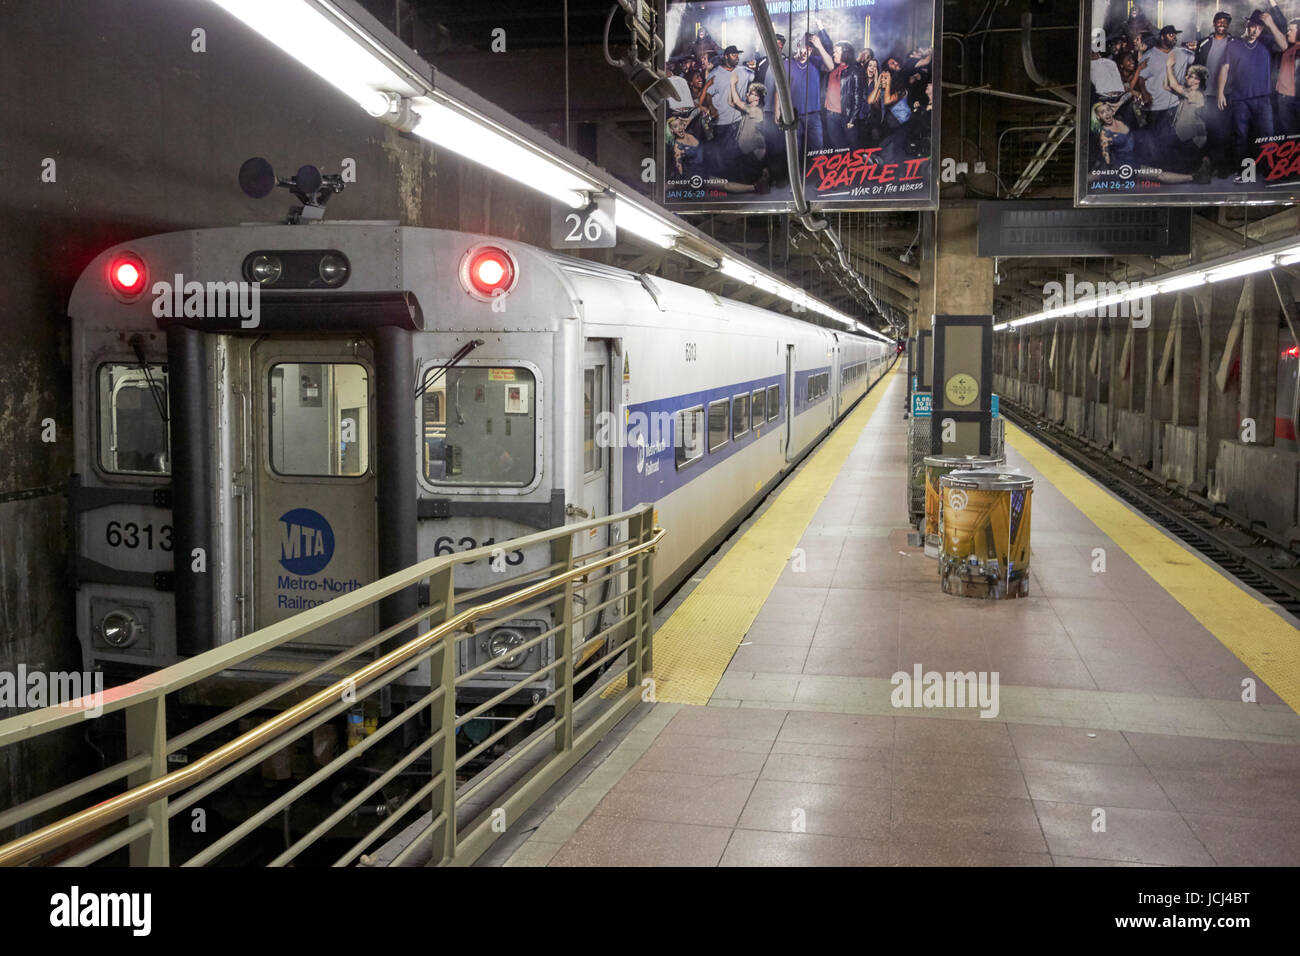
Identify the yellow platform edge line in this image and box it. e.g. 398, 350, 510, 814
643, 367, 900, 705
1005, 420, 1300, 715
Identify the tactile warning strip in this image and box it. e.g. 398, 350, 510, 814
1006, 420, 1300, 715
638, 369, 899, 705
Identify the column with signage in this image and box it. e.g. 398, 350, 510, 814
907, 329, 934, 530
930, 314, 994, 457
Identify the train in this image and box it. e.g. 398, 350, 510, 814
68, 211, 894, 727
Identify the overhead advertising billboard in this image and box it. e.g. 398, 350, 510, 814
662, 0, 940, 211
1077, 0, 1300, 205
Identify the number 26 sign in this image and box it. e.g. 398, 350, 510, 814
550, 194, 616, 250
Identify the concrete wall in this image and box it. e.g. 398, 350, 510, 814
0, 0, 557, 820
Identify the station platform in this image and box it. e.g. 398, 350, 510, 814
483, 369, 1300, 867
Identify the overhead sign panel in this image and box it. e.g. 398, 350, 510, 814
977, 201, 1192, 257
1076, 0, 1300, 205
663, 0, 940, 212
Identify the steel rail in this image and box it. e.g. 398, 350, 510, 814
0, 527, 664, 867
1001, 399, 1300, 614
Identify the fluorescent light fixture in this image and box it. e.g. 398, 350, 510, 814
411, 101, 592, 208
210, 0, 871, 331
614, 198, 678, 248
1117, 283, 1155, 301
1157, 273, 1207, 294
1278, 251, 1300, 266
1205, 254, 1276, 283
211, 0, 423, 111
855, 322, 893, 342
719, 257, 758, 283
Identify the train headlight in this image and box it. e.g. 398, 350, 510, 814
99, 609, 141, 648
460, 246, 518, 300
108, 252, 147, 300
249, 254, 283, 285
318, 253, 350, 286
487, 628, 529, 669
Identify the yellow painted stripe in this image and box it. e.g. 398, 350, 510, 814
1006, 420, 1300, 714
632, 368, 899, 705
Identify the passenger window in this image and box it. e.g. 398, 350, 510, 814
269, 363, 369, 477
421, 365, 536, 486
732, 393, 749, 438
675, 405, 704, 469
98, 363, 170, 475
708, 399, 730, 452
767, 384, 780, 421
751, 388, 765, 424
584, 365, 605, 476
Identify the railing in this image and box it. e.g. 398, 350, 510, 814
0, 505, 662, 867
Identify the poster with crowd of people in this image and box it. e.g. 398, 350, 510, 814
1079, 0, 1300, 204
662, 1, 939, 211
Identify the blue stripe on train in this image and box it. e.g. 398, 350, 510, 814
620, 366, 831, 510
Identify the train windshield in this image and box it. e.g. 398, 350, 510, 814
268, 363, 370, 477
97, 363, 170, 475
422, 365, 537, 486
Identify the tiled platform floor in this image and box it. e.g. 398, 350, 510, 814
500, 372, 1300, 867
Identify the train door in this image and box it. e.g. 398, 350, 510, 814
251, 339, 377, 647
577, 340, 613, 615
784, 344, 795, 461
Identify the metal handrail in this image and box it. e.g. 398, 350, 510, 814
0, 517, 664, 867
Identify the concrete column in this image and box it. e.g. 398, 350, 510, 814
1197, 282, 1240, 485
913, 204, 993, 337
1244, 273, 1280, 445
915, 213, 935, 334
1173, 293, 1200, 427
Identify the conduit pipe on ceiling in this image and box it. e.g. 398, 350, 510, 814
745, 0, 891, 326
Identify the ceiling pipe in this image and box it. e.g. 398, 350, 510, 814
745, 0, 894, 330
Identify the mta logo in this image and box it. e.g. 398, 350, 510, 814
279, 508, 334, 575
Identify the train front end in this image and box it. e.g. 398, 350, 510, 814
67, 225, 580, 724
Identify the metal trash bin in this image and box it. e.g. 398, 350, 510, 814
938, 470, 1033, 600
907, 412, 931, 527
922, 454, 1005, 558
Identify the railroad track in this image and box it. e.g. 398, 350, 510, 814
1000, 399, 1300, 618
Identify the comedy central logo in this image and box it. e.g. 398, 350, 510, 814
279, 508, 335, 576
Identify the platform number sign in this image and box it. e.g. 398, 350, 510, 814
551, 194, 616, 250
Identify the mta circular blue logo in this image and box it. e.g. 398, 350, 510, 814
278, 508, 335, 575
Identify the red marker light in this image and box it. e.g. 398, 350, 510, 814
464, 247, 516, 298
1286, 346, 1299, 358
108, 253, 147, 298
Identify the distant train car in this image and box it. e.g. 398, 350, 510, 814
68, 222, 892, 723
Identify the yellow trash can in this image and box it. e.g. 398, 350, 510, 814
922, 454, 1005, 558
939, 470, 1033, 599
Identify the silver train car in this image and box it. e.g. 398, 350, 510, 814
68, 222, 893, 714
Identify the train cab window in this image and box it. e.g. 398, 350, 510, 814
675, 405, 704, 469
97, 363, 170, 475
707, 399, 730, 452
767, 384, 780, 421
269, 363, 370, 477
732, 393, 750, 439
751, 388, 765, 424
420, 365, 537, 486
